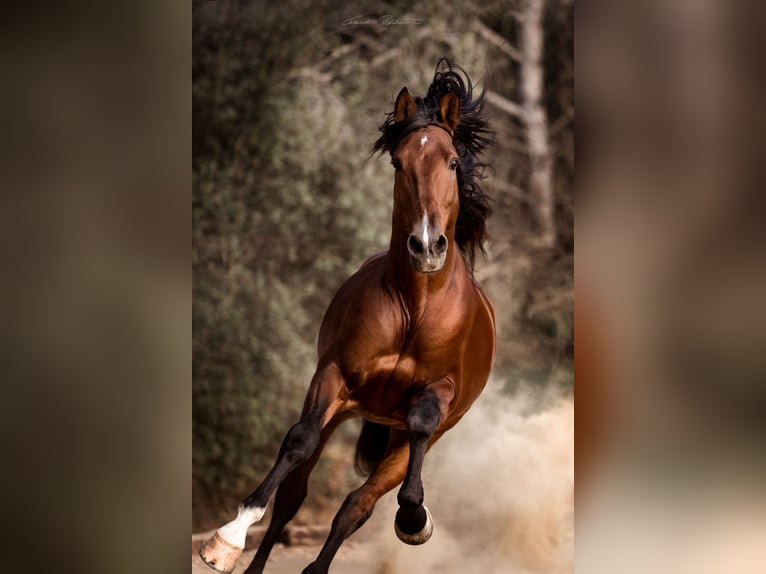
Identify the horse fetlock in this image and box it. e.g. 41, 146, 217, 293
397, 481, 424, 509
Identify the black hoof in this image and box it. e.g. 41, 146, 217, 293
394, 505, 433, 545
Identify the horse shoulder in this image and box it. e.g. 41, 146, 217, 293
317, 254, 404, 368
473, 280, 496, 333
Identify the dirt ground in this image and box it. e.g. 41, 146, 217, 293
192, 542, 369, 574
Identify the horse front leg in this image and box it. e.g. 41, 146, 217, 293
199, 364, 346, 573
394, 381, 453, 545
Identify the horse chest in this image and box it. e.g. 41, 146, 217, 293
343, 313, 466, 419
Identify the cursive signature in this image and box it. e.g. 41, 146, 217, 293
340, 14, 425, 26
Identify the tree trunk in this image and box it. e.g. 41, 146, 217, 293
521, 0, 556, 248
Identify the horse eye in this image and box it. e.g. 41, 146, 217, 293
391, 158, 403, 171
448, 158, 459, 171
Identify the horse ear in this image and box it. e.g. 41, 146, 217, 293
394, 87, 417, 123
439, 91, 460, 133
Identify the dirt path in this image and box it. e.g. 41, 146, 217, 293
192, 542, 369, 574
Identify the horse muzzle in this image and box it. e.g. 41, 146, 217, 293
407, 224, 448, 273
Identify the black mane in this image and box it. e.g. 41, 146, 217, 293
372, 58, 493, 271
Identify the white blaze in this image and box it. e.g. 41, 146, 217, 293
420, 135, 428, 147
421, 214, 429, 249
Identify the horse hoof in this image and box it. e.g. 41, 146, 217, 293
395, 505, 433, 545
199, 504, 265, 571
198, 531, 243, 573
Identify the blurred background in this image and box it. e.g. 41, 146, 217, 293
192, 0, 574, 538
578, 1, 766, 573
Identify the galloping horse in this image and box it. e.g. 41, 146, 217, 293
200, 59, 496, 574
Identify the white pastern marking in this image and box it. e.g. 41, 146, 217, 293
217, 505, 266, 548
420, 135, 428, 147
421, 214, 429, 248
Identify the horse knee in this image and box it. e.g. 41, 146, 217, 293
280, 420, 320, 466
407, 398, 441, 438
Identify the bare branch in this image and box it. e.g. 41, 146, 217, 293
549, 107, 574, 137
493, 179, 528, 203
287, 67, 332, 83
485, 90, 524, 118
286, 42, 358, 83
370, 46, 402, 69
474, 21, 524, 62
370, 25, 433, 68
320, 42, 357, 67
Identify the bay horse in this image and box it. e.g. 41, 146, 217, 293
199, 59, 495, 574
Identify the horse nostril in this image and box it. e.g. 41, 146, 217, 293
408, 235, 425, 256
434, 235, 448, 255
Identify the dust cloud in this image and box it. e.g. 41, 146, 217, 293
363, 383, 574, 574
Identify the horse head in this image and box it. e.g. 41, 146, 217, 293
389, 87, 462, 274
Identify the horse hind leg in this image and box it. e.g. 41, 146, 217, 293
198, 414, 325, 572
198, 416, 323, 573
301, 430, 410, 574
199, 366, 345, 573
395, 384, 452, 545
